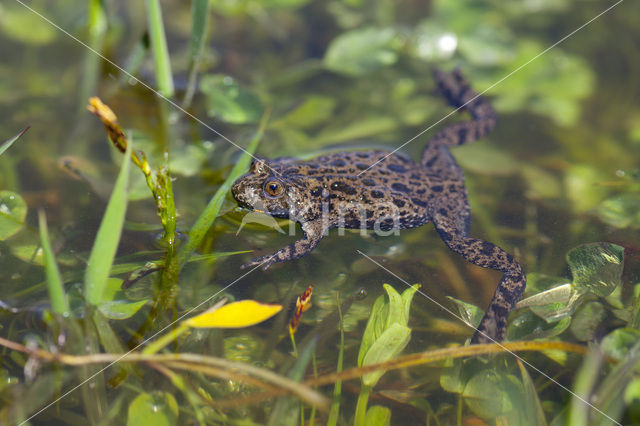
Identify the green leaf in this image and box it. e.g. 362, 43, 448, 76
382, 284, 404, 329
126, 391, 178, 426
96, 278, 147, 320
567, 243, 624, 297
324, 27, 401, 76
517, 361, 548, 426
0, 191, 27, 240
570, 301, 606, 341
601, 328, 640, 361
598, 194, 640, 229
364, 405, 391, 426
84, 142, 132, 305
0, 7, 57, 45
201, 74, 263, 124
506, 311, 571, 341
358, 294, 388, 367
361, 323, 411, 387
447, 296, 484, 328
38, 210, 69, 315
273, 96, 336, 130
0, 127, 29, 157
462, 369, 520, 420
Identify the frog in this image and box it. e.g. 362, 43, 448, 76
231, 69, 526, 343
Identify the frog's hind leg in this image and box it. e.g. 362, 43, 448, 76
421, 69, 497, 173
431, 202, 526, 343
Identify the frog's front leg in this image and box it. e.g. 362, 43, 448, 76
431, 205, 526, 343
241, 220, 327, 270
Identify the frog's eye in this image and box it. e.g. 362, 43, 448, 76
263, 178, 285, 199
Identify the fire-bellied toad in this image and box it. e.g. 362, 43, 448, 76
231, 69, 526, 343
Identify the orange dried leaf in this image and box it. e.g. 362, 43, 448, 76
185, 300, 282, 329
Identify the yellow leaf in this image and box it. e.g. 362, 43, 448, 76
185, 300, 282, 329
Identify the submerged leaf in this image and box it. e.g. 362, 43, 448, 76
567, 243, 624, 297
324, 27, 401, 76
0, 191, 27, 240
185, 300, 282, 328
126, 391, 178, 426
201, 74, 263, 124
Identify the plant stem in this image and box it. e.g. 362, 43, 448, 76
142, 323, 190, 355
354, 385, 371, 426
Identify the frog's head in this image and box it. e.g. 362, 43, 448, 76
232, 157, 317, 222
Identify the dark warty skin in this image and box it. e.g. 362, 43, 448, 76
232, 69, 526, 343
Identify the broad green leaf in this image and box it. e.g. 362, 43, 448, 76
324, 27, 401, 76
462, 369, 520, 420
517, 361, 548, 426
84, 142, 132, 305
567, 243, 624, 297
0, 127, 29, 157
99, 299, 148, 320
601, 328, 640, 361
440, 357, 465, 393
401, 284, 421, 325
570, 301, 605, 341
453, 142, 519, 176
361, 322, 411, 387
38, 210, 69, 315
184, 300, 282, 328
447, 296, 484, 328
273, 96, 336, 130
126, 391, 178, 426
364, 405, 391, 426
201, 74, 263, 124
358, 294, 388, 367
0, 191, 27, 240
382, 284, 404, 329
506, 311, 571, 341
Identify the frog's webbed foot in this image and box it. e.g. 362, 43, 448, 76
241, 220, 326, 271
431, 204, 526, 344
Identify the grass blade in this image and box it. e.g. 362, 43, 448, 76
0, 126, 29, 157
37, 209, 69, 315
177, 113, 268, 268
183, 0, 211, 107
84, 141, 132, 305
145, 0, 174, 97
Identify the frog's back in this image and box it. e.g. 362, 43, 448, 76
296, 150, 437, 229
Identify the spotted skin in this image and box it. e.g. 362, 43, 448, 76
231, 69, 526, 343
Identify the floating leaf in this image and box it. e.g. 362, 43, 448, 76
567, 243, 624, 297
0, 191, 27, 240
324, 27, 401, 76
201, 74, 263, 124
126, 391, 178, 426
185, 300, 282, 328
98, 278, 148, 320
